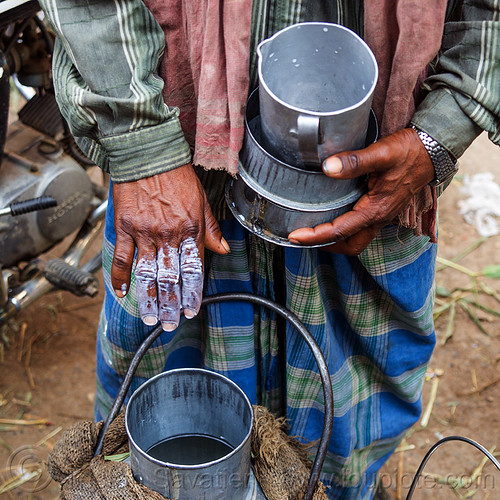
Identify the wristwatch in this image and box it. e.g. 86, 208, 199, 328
411, 126, 458, 187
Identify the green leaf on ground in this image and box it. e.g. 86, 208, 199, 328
482, 265, 500, 279
104, 452, 130, 462
436, 285, 452, 297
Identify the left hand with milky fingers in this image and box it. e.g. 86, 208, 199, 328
288, 128, 436, 255
111, 164, 230, 332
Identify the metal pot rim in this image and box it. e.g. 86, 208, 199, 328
238, 165, 365, 211
226, 176, 345, 248
257, 22, 379, 117
242, 95, 378, 177
125, 367, 254, 470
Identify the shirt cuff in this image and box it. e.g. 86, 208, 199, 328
99, 118, 192, 182
411, 88, 482, 160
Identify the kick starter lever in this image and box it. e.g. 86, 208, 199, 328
0, 196, 57, 217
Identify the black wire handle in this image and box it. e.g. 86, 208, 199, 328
406, 435, 500, 499
93, 292, 334, 500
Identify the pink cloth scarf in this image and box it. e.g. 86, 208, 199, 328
364, 0, 448, 240
142, 0, 253, 176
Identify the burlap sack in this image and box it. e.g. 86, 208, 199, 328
48, 406, 327, 499
48, 412, 165, 499
251, 406, 328, 500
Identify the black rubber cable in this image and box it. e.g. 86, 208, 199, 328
32, 15, 54, 55
406, 435, 500, 499
62, 119, 95, 166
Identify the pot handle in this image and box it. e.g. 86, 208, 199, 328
297, 114, 322, 168
94, 293, 333, 500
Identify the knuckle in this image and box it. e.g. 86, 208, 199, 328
116, 213, 136, 234
333, 227, 349, 241
159, 301, 179, 312
376, 142, 394, 163
368, 209, 383, 226
181, 261, 203, 280
346, 153, 360, 171
180, 239, 203, 277
356, 204, 381, 227
135, 256, 157, 283
178, 222, 201, 241
157, 271, 180, 296
371, 204, 392, 226
117, 214, 166, 241
157, 268, 180, 285
112, 252, 131, 272
181, 269, 203, 288
157, 247, 181, 294
205, 215, 221, 235
158, 290, 180, 310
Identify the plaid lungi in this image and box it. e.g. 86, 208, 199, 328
95, 185, 436, 499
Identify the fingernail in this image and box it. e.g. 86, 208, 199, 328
114, 283, 127, 298
142, 315, 158, 326
162, 322, 178, 332
184, 309, 197, 319
323, 157, 343, 174
221, 237, 231, 253
288, 237, 300, 244
287, 229, 302, 242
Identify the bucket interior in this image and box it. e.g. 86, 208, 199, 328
259, 23, 377, 113
126, 369, 253, 466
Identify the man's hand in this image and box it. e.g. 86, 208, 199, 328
288, 128, 435, 255
111, 164, 229, 331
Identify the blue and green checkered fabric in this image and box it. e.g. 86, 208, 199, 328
96, 187, 436, 499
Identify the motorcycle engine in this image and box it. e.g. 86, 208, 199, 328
0, 6, 97, 268
0, 120, 94, 267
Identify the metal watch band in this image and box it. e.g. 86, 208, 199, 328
411, 126, 458, 187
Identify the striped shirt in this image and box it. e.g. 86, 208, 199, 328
39, 0, 500, 183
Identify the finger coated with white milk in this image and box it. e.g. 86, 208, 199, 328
180, 238, 203, 318
135, 254, 158, 326
157, 246, 181, 331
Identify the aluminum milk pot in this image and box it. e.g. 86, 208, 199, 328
257, 22, 378, 169
125, 368, 254, 499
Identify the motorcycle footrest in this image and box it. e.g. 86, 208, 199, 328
43, 259, 99, 297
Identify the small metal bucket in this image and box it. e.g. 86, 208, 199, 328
95, 294, 334, 500
125, 368, 254, 499
257, 22, 378, 169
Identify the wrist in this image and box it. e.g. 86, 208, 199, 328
411, 126, 458, 187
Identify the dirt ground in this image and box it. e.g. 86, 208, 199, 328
0, 133, 499, 500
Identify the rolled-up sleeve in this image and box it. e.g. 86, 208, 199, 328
411, 0, 500, 160
39, 0, 191, 182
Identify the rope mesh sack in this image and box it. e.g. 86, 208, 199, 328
48, 406, 327, 500
251, 406, 328, 500
48, 412, 165, 499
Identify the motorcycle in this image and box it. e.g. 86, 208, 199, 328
0, 0, 107, 324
